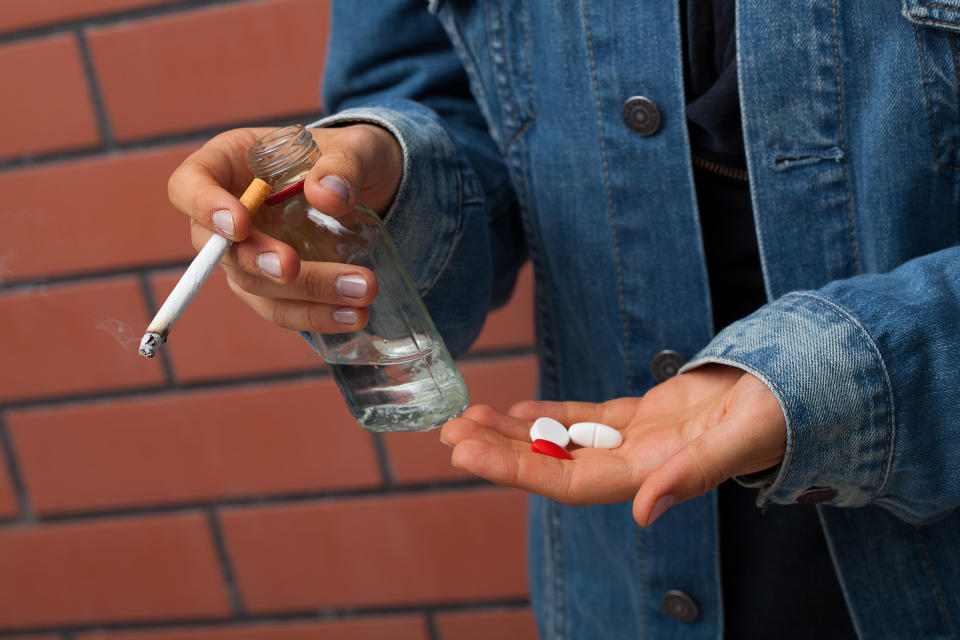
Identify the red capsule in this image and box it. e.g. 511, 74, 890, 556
531, 438, 573, 460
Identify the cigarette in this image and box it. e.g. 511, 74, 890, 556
139, 178, 272, 358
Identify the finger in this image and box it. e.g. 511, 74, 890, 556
226, 278, 370, 333
451, 438, 638, 505
190, 220, 302, 279
223, 260, 377, 305
440, 408, 530, 450
454, 404, 533, 442
303, 125, 403, 217
169, 129, 269, 241
632, 414, 782, 527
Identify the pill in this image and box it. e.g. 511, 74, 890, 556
529, 416, 570, 448
568, 422, 623, 448
531, 439, 573, 460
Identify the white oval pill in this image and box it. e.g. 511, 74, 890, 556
568, 422, 623, 448
529, 416, 570, 448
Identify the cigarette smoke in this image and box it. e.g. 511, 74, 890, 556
96, 318, 141, 352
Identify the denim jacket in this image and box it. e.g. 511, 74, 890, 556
318, 1, 960, 637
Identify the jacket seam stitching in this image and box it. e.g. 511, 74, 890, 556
952, 33, 960, 92
548, 500, 567, 639
421, 160, 468, 295
910, 11, 960, 32
801, 293, 896, 499
914, 525, 960, 640
506, 0, 536, 151
636, 529, 648, 638
916, 24, 947, 164
949, 35, 960, 172
920, 0, 960, 13
913, 28, 960, 171
831, 0, 863, 274
582, 0, 633, 395
494, 0, 518, 132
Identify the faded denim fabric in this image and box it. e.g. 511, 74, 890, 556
318, 1, 960, 638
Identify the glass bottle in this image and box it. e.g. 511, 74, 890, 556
246, 125, 469, 432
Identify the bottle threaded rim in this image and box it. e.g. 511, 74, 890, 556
246, 125, 315, 181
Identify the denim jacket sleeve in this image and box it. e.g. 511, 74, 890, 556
309, 0, 526, 357
683, 247, 960, 524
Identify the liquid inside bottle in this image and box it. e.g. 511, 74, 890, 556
246, 125, 469, 431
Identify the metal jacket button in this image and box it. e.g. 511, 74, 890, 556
651, 350, 686, 382
622, 96, 661, 136
661, 589, 699, 622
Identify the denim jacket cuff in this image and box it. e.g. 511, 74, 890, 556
679, 292, 895, 510
309, 100, 479, 296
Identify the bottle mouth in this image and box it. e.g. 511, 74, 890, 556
246, 125, 314, 180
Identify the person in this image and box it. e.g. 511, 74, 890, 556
167, 1, 960, 637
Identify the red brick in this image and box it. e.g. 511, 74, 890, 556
150, 270, 319, 383
1, 635, 61, 640
77, 616, 428, 640
470, 262, 534, 352
0, 447, 19, 519
220, 488, 528, 612
88, 0, 330, 141
386, 356, 538, 485
0, 0, 181, 33
0, 278, 165, 403
0, 513, 230, 630
435, 608, 538, 640
0, 144, 198, 282
7, 379, 381, 515
0, 34, 99, 159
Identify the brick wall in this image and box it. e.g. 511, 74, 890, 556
0, 1, 539, 638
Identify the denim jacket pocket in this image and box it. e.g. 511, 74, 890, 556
902, 0, 960, 170
903, 0, 960, 31
427, 0, 535, 152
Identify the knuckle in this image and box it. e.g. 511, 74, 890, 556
301, 267, 332, 301
167, 167, 183, 205
305, 303, 330, 331
231, 268, 261, 295
190, 187, 210, 223
467, 404, 500, 425
328, 148, 365, 178
269, 303, 291, 330
350, 124, 386, 153
686, 446, 726, 497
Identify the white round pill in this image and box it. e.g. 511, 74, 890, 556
529, 416, 570, 448
568, 422, 623, 449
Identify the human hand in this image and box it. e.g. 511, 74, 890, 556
440, 365, 786, 525
167, 124, 403, 333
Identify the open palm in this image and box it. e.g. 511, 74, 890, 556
440, 364, 786, 525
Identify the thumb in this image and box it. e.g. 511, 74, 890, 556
632, 434, 732, 527
303, 124, 403, 217
633, 377, 786, 526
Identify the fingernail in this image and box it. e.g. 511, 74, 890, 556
212, 210, 234, 237
320, 175, 350, 201
335, 274, 367, 298
333, 307, 358, 325
648, 495, 675, 526
256, 252, 283, 279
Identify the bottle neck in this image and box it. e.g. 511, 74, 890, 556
246, 125, 319, 193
